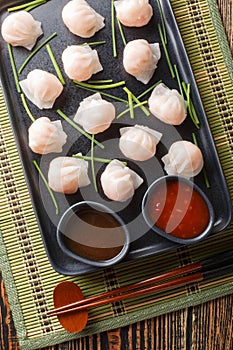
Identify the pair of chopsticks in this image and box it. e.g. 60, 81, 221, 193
47, 250, 233, 316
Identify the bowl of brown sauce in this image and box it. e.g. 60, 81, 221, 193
142, 175, 215, 244
57, 201, 130, 267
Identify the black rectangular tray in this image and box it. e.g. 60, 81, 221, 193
0, 0, 231, 275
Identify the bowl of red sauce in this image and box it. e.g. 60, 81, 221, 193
142, 175, 215, 244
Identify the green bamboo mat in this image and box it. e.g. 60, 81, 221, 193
1, 0, 233, 349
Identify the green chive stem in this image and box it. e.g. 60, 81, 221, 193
56, 109, 104, 149
91, 134, 98, 192
24, 0, 47, 12
46, 44, 66, 85
111, 0, 117, 58
75, 83, 128, 103
116, 100, 148, 119
74, 80, 125, 90
192, 132, 198, 146
87, 79, 113, 84
80, 41, 106, 46
157, 0, 167, 44
182, 82, 200, 128
137, 80, 162, 99
20, 94, 35, 122
123, 87, 150, 116
73, 154, 127, 165
158, 23, 175, 78
7, 44, 21, 93
8, 0, 46, 12
116, 17, 127, 46
174, 64, 184, 99
125, 89, 134, 119
33, 160, 59, 215
18, 32, 57, 74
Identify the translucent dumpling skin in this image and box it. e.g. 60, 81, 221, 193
48, 156, 90, 194
1, 11, 43, 50
114, 0, 153, 27
123, 39, 160, 84
119, 125, 162, 161
62, 45, 103, 81
28, 117, 67, 154
74, 93, 115, 134
62, 0, 105, 38
19, 69, 64, 109
162, 140, 204, 178
148, 83, 187, 125
100, 159, 143, 202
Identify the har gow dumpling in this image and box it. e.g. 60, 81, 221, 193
62, 0, 105, 38
19, 69, 63, 109
62, 45, 103, 81
123, 39, 161, 84
1, 11, 43, 50
162, 140, 204, 178
48, 156, 90, 194
119, 125, 162, 161
74, 93, 115, 134
148, 83, 187, 125
114, 0, 153, 27
100, 159, 143, 202
28, 117, 67, 154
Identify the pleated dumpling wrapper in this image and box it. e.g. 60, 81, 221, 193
28, 117, 67, 154
114, 0, 153, 27
1, 10, 43, 50
48, 156, 90, 194
100, 159, 144, 202
162, 140, 204, 178
119, 125, 162, 161
19, 69, 63, 109
62, 45, 103, 81
123, 39, 160, 84
148, 83, 187, 125
62, 0, 105, 38
74, 93, 115, 134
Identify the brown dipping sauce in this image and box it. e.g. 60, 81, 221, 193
62, 207, 126, 261
148, 179, 210, 239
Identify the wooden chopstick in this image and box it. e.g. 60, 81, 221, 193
47, 250, 233, 317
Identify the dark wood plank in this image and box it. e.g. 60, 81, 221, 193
1, 1, 233, 349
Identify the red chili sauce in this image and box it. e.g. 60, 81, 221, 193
148, 179, 210, 239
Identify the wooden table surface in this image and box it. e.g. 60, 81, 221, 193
1, 1, 233, 349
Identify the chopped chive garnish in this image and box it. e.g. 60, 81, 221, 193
20, 93, 35, 122
137, 80, 162, 99
116, 100, 148, 119
174, 65, 184, 99
111, 0, 117, 58
158, 23, 175, 78
56, 109, 104, 149
125, 88, 134, 119
33, 159, 59, 215
24, 0, 47, 12
73, 154, 127, 165
87, 79, 113, 84
18, 32, 57, 74
182, 82, 200, 128
7, 44, 21, 93
192, 133, 210, 188
74, 80, 125, 90
46, 44, 66, 85
123, 87, 150, 116
8, 0, 46, 12
75, 83, 128, 103
80, 41, 106, 46
116, 17, 127, 46
91, 134, 98, 192
157, 0, 167, 44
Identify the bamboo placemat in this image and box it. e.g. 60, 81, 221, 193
0, 0, 233, 349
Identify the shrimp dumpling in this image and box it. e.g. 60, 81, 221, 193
162, 140, 204, 178
1, 11, 42, 50
114, 0, 153, 27
19, 69, 63, 109
100, 159, 143, 202
48, 156, 90, 194
62, 0, 105, 38
74, 93, 115, 134
123, 39, 160, 84
119, 125, 162, 161
148, 83, 187, 125
28, 117, 67, 154
62, 45, 103, 81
